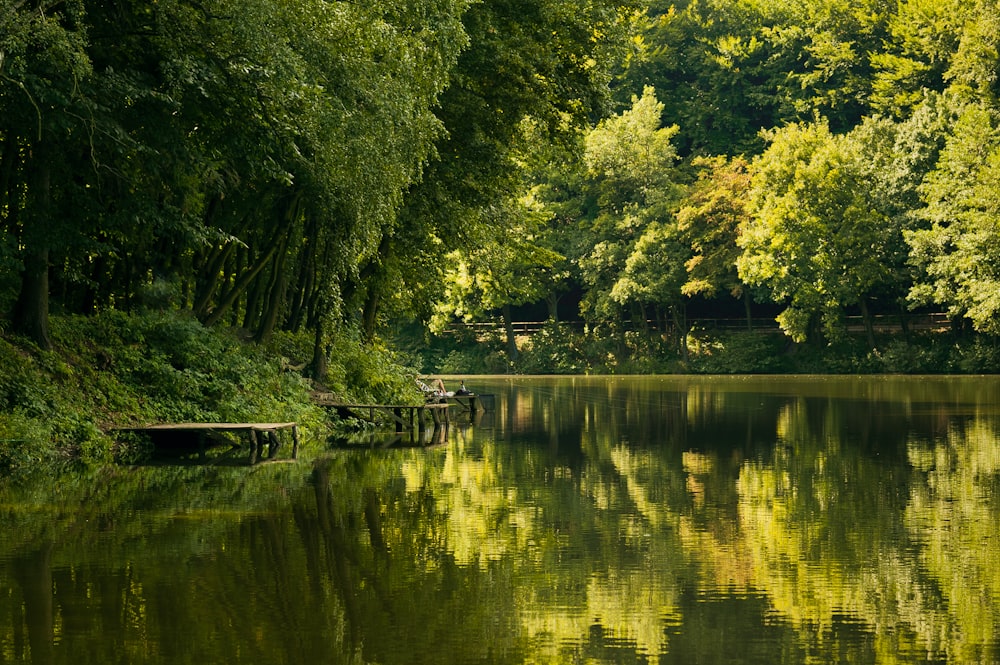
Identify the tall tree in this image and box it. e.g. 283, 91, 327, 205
1, 0, 94, 348
676, 155, 754, 326
432, 200, 566, 361
577, 86, 682, 322
906, 102, 1000, 333
738, 120, 897, 345
386, 0, 636, 337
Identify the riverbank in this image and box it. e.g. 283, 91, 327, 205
406, 320, 1000, 375
0, 311, 419, 475
4, 311, 999, 475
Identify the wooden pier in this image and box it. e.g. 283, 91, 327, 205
117, 422, 299, 464
311, 393, 449, 433
445, 394, 493, 413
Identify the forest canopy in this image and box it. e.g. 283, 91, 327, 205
2, 0, 1000, 373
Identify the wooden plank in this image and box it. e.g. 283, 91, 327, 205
114, 422, 299, 463
317, 402, 448, 410
124, 422, 297, 431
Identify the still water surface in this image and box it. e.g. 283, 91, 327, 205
3, 375, 1000, 664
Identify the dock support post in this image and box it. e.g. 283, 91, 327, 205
248, 430, 260, 464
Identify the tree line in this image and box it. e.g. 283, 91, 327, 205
432, 0, 1000, 361
3, 0, 1000, 374
1, 0, 631, 372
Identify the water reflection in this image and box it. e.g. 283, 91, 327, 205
1, 376, 999, 663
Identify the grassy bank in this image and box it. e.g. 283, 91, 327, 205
0, 311, 421, 475
5, 312, 998, 475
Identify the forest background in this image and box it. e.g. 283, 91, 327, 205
2, 0, 1000, 469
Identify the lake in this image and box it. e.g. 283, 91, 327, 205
2, 375, 1000, 664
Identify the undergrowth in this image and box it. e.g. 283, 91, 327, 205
0, 311, 418, 475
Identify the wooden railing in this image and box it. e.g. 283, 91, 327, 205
444, 313, 953, 337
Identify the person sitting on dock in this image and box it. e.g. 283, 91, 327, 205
417, 377, 453, 402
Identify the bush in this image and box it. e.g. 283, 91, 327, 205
0, 412, 56, 474
948, 337, 1000, 373
687, 331, 789, 374
517, 323, 589, 374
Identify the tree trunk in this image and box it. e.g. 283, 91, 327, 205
241, 269, 265, 331
192, 241, 236, 319
12, 154, 52, 350
672, 302, 689, 362
12, 245, 52, 349
287, 215, 319, 332
0, 131, 19, 222
361, 288, 380, 342
502, 303, 519, 361
203, 231, 282, 328
309, 314, 328, 383
357, 234, 393, 342
859, 297, 877, 350
545, 292, 560, 322
254, 228, 291, 343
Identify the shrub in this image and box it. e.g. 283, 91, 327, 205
518, 323, 589, 374
687, 332, 789, 374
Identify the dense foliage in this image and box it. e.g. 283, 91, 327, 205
0, 0, 633, 355
430, 0, 1000, 371
3, 0, 1000, 394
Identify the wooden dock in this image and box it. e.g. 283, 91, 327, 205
311, 393, 449, 433
445, 394, 493, 412
117, 422, 299, 463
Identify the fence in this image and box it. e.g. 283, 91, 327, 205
444, 313, 953, 337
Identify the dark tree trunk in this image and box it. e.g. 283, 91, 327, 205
743, 289, 754, 331
192, 241, 236, 320
310, 314, 328, 383
545, 292, 560, 322
254, 229, 291, 343
0, 131, 19, 222
12, 154, 52, 350
12, 246, 51, 349
361, 288, 380, 342
672, 302, 689, 361
502, 303, 519, 361
859, 297, 877, 350
287, 215, 319, 332
203, 231, 281, 328
357, 234, 393, 342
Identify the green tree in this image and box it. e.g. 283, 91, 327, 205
577, 86, 681, 323
432, 199, 567, 361
1, 0, 94, 348
389, 0, 636, 339
738, 120, 895, 345
870, 0, 976, 116
676, 155, 754, 326
906, 102, 1000, 333
609, 220, 692, 356
618, 0, 791, 156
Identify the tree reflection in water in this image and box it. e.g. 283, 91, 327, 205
0, 376, 998, 664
